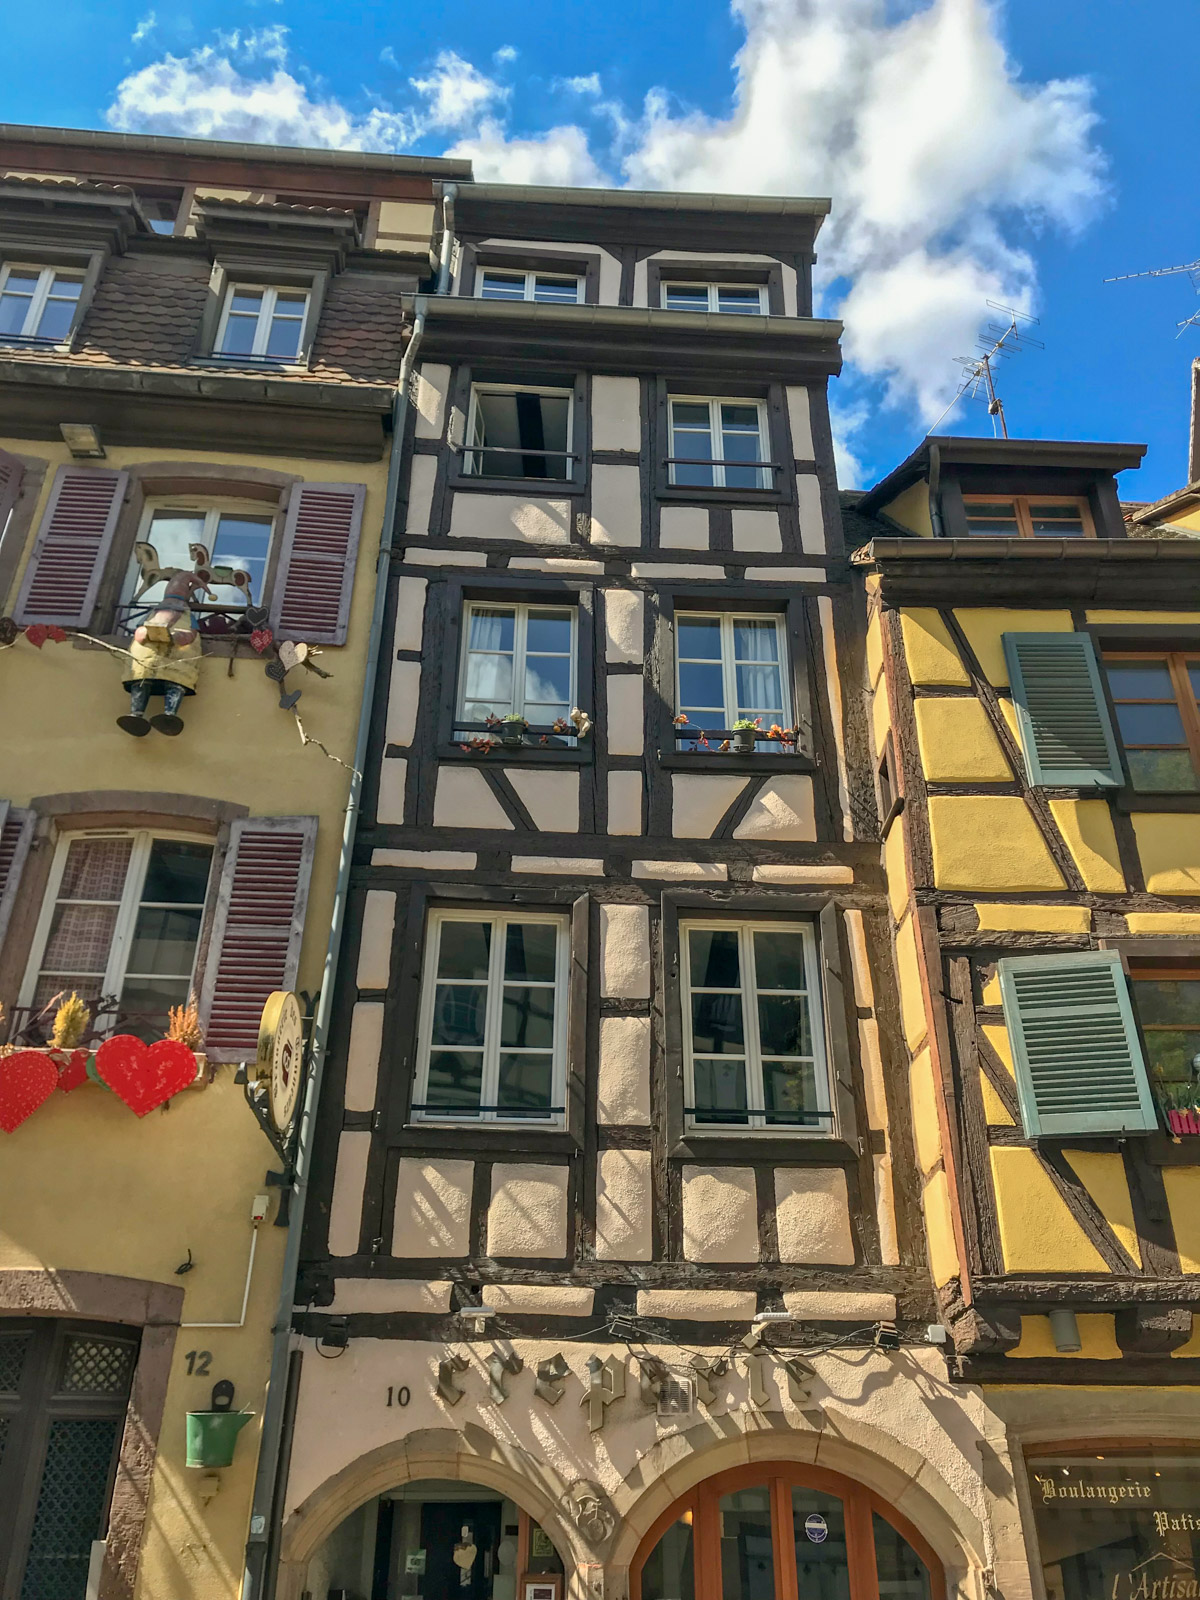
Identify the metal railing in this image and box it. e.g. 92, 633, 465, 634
6, 998, 171, 1049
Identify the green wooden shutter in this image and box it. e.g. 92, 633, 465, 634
1002, 631, 1123, 787
998, 951, 1158, 1136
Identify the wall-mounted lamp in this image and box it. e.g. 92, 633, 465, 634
1049, 1308, 1081, 1353
59, 422, 105, 459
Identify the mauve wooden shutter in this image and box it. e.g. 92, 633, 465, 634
13, 465, 128, 627
271, 481, 365, 645
0, 802, 35, 954
998, 951, 1158, 1137
1002, 631, 1123, 788
199, 816, 317, 1062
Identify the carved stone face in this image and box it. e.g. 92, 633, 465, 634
564, 1483, 615, 1546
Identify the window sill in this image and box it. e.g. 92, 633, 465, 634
390, 1123, 577, 1156
671, 1131, 855, 1163
1114, 789, 1200, 813
0, 335, 71, 354
658, 485, 784, 507
451, 473, 583, 498
439, 742, 591, 765
192, 355, 310, 375
658, 749, 816, 774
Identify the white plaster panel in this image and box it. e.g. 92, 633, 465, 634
732, 509, 783, 552
592, 376, 642, 452
682, 1166, 759, 1262
844, 908, 875, 1008
414, 363, 451, 439
403, 548, 487, 567
632, 860, 727, 881
449, 494, 572, 543
509, 558, 604, 573
392, 1158, 473, 1257
590, 465, 642, 547
604, 589, 645, 664
630, 562, 714, 580
774, 1168, 855, 1265
326, 1279, 453, 1313
504, 769, 579, 833
781, 263, 798, 318
752, 864, 853, 884
606, 673, 644, 756
786, 385, 814, 457
597, 1015, 651, 1124
797, 474, 826, 554
744, 566, 825, 582
486, 1163, 570, 1258
433, 767, 513, 830
376, 758, 407, 825
672, 773, 747, 838
393, 577, 427, 653
371, 849, 476, 869
511, 856, 604, 874
600, 904, 651, 999
636, 1289, 757, 1320
659, 507, 710, 549
782, 1290, 898, 1321
632, 257, 648, 308
859, 1018, 887, 1129
385, 658, 420, 747
405, 453, 436, 538
595, 1148, 654, 1260
598, 248, 621, 305
732, 776, 817, 841
356, 890, 395, 989
327, 1131, 370, 1256
874, 1152, 901, 1266
481, 1284, 595, 1315
607, 771, 643, 835
344, 1002, 384, 1112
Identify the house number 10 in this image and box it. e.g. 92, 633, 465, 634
386, 1386, 411, 1408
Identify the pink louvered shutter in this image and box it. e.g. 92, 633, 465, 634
13, 465, 128, 627
198, 816, 317, 1062
0, 802, 35, 953
271, 481, 365, 645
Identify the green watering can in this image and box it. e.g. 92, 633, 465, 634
186, 1380, 254, 1468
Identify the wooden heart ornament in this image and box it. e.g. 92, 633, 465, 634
56, 1049, 91, 1093
0, 1051, 60, 1131
95, 1035, 197, 1117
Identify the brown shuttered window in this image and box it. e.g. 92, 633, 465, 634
198, 816, 317, 1061
271, 481, 364, 646
13, 466, 128, 627
0, 802, 35, 953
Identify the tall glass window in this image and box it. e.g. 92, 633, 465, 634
0, 265, 84, 341
675, 613, 788, 745
456, 602, 576, 736
669, 398, 769, 490
216, 284, 309, 361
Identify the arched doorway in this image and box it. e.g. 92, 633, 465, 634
632, 1463, 944, 1600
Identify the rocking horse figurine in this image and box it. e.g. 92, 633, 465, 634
117, 569, 211, 738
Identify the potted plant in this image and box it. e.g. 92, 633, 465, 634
500, 714, 527, 749
732, 718, 761, 754
1158, 1079, 1200, 1136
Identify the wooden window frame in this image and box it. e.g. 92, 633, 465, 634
195, 260, 327, 369
447, 366, 590, 498
962, 493, 1095, 539
214, 280, 310, 361
653, 379, 790, 505
0, 261, 87, 343
631, 1461, 945, 1600
458, 244, 602, 305
1103, 649, 1200, 790
673, 609, 794, 745
118, 498, 280, 632
667, 395, 772, 491
463, 381, 577, 485
660, 281, 768, 315
476, 267, 585, 304
454, 598, 579, 739
645, 258, 785, 316
1127, 961, 1200, 1092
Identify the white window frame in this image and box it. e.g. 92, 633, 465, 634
0, 263, 84, 341
668, 396, 770, 489
456, 600, 578, 728
674, 611, 791, 731
120, 500, 276, 615
661, 282, 767, 315
18, 829, 214, 1034
477, 267, 584, 304
412, 908, 570, 1126
464, 382, 575, 481
681, 919, 831, 1134
214, 282, 310, 361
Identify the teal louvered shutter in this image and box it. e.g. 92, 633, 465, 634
998, 951, 1158, 1136
1002, 632, 1123, 787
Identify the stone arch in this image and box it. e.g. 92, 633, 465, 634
276, 1426, 593, 1600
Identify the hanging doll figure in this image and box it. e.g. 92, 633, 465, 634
118, 569, 209, 737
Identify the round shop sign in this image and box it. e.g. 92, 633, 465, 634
804, 1514, 828, 1545
256, 990, 304, 1133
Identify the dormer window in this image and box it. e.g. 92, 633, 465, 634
479, 269, 583, 304
215, 283, 310, 361
662, 283, 765, 315
963, 494, 1092, 538
0, 264, 84, 342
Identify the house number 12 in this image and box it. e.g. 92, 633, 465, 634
386, 1386, 411, 1407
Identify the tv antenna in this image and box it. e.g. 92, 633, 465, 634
1104, 257, 1200, 336
927, 303, 1043, 439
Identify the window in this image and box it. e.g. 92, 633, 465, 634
413, 910, 569, 1124
478, 268, 583, 304
456, 602, 576, 738
215, 283, 309, 361
465, 385, 573, 481
668, 397, 770, 490
675, 613, 789, 747
1130, 965, 1200, 1102
0, 264, 84, 342
20, 832, 214, 1043
1104, 653, 1200, 792
120, 505, 274, 627
681, 920, 830, 1131
662, 282, 766, 315
0, 1319, 138, 1600
963, 494, 1092, 538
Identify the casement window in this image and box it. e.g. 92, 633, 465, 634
0, 1319, 138, 1600
675, 612, 789, 746
455, 601, 576, 737
19, 831, 214, 1042
662, 282, 766, 315
1129, 965, 1200, 1098
0, 264, 84, 342
668, 397, 770, 490
1002, 632, 1124, 788
119, 504, 273, 627
464, 384, 574, 481
413, 909, 570, 1124
681, 920, 831, 1131
215, 283, 310, 361
997, 951, 1159, 1136
963, 495, 1093, 538
478, 268, 583, 304
1104, 652, 1200, 792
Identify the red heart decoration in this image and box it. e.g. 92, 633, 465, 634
45, 625, 67, 644
94, 1035, 197, 1117
24, 624, 48, 649
56, 1049, 91, 1093
0, 1051, 60, 1131
250, 628, 274, 654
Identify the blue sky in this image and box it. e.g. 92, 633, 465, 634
4, 0, 1198, 500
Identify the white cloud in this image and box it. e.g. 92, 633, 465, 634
445, 119, 606, 187
560, 73, 601, 95
131, 12, 155, 44
380, 45, 398, 68
409, 51, 506, 132
493, 45, 518, 64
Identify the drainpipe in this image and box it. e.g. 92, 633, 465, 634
437, 182, 458, 295
240, 295, 428, 1600
928, 440, 945, 538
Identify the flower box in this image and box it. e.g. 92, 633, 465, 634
1167, 1108, 1200, 1136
